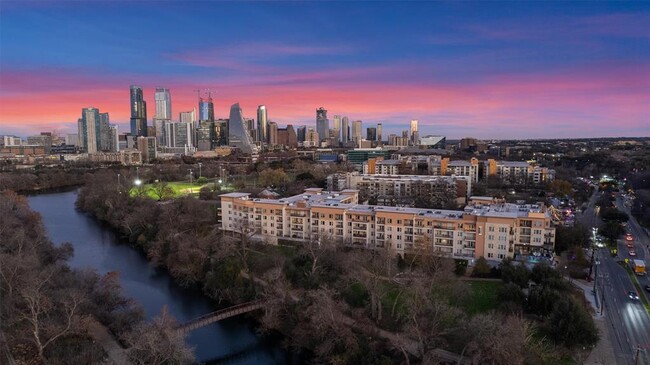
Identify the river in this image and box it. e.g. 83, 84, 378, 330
27, 189, 290, 364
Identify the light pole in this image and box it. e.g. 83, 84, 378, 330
198, 162, 202, 178
189, 169, 193, 185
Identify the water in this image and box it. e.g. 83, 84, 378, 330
27, 190, 289, 364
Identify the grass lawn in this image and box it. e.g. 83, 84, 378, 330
129, 181, 220, 199
463, 280, 503, 314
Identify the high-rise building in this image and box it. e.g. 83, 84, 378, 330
366, 127, 377, 141
296, 126, 306, 142
81, 107, 101, 154
257, 105, 268, 144
277, 125, 298, 148
305, 127, 319, 147
179, 109, 196, 124
215, 119, 228, 146
65, 134, 79, 147
352, 120, 363, 147
154, 88, 172, 120
268, 122, 278, 146
153, 88, 172, 148
130, 85, 147, 137
316, 107, 329, 142
199, 95, 214, 122
137, 136, 157, 163
98, 112, 111, 151
109, 125, 119, 152
377, 123, 382, 143
165, 122, 194, 148
342, 116, 349, 144
228, 103, 258, 154
409, 119, 418, 144
196, 120, 214, 151
331, 115, 341, 145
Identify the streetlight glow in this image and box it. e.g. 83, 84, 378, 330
134, 179, 142, 186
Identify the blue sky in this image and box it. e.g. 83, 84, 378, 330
1, 1, 648, 138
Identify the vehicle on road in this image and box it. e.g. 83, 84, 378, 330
628, 291, 640, 300
632, 259, 646, 276
645, 285, 650, 292
629, 250, 637, 256
626, 241, 634, 248
626, 234, 633, 241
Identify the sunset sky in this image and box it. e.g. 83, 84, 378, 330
1, 1, 648, 139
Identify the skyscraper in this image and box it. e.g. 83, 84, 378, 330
130, 85, 147, 137
99, 112, 111, 151
296, 125, 307, 142
154, 88, 172, 120
199, 95, 215, 122
81, 107, 101, 154
268, 122, 278, 146
341, 116, 349, 144
366, 127, 377, 141
179, 109, 196, 124
377, 123, 383, 143
331, 115, 341, 145
228, 103, 258, 154
410, 119, 418, 144
316, 107, 329, 143
257, 105, 268, 144
352, 120, 363, 147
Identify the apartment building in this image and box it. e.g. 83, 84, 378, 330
327, 171, 470, 206
362, 157, 401, 175
220, 188, 555, 262
484, 159, 555, 184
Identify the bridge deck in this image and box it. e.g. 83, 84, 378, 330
176, 301, 265, 334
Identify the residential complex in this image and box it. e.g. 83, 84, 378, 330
220, 188, 556, 261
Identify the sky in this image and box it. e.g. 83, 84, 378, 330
0, 1, 648, 139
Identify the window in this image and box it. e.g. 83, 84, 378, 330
488, 243, 494, 249
488, 226, 495, 232
487, 253, 493, 258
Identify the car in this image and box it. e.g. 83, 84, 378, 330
629, 250, 637, 256
628, 291, 640, 300
625, 234, 633, 241
645, 285, 650, 293
626, 242, 634, 248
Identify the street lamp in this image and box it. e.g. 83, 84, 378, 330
134, 179, 142, 186
189, 169, 193, 185
198, 162, 202, 178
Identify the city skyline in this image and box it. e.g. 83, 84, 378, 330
1, 2, 648, 139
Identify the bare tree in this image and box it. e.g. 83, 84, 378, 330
150, 181, 174, 201
125, 306, 194, 365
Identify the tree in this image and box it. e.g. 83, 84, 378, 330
460, 314, 531, 365
500, 260, 531, 288
599, 221, 624, 242
258, 168, 290, 188
547, 297, 599, 348
526, 286, 561, 317
125, 306, 195, 365
472, 256, 492, 277
547, 179, 573, 197
497, 283, 526, 308
150, 181, 174, 201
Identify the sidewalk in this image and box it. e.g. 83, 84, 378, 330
569, 278, 618, 365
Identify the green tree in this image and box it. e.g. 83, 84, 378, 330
258, 168, 290, 188
526, 286, 561, 317
547, 179, 573, 197
497, 283, 526, 306
472, 257, 492, 277
547, 297, 599, 348
500, 260, 530, 288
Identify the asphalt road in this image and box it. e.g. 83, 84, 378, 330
585, 190, 650, 364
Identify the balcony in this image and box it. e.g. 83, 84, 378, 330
353, 232, 367, 238
289, 212, 307, 218
352, 223, 367, 230
291, 225, 303, 231
336, 222, 343, 229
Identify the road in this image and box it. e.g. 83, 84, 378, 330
585, 190, 650, 364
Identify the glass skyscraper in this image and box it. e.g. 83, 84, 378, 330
130, 85, 147, 136
228, 103, 258, 154
81, 107, 101, 154
257, 105, 268, 144
154, 88, 172, 120
199, 96, 214, 122
316, 107, 329, 143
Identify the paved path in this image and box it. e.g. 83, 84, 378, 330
86, 318, 128, 365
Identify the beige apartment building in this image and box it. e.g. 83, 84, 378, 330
220, 188, 555, 262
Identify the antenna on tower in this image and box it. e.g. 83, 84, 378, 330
206, 88, 212, 99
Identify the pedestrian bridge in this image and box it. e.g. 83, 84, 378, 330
176, 300, 265, 334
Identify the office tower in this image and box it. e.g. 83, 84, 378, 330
277, 125, 298, 148
130, 85, 147, 136
366, 127, 377, 141
410, 119, 418, 144
154, 88, 172, 120
228, 103, 258, 154
331, 115, 341, 145
377, 123, 382, 143
257, 105, 268, 144
179, 109, 196, 124
165, 122, 194, 148
154, 88, 171, 147
402, 130, 409, 139
196, 121, 214, 151
81, 107, 101, 153
268, 122, 278, 146
137, 136, 157, 162
215, 119, 228, 146
352, 120, 362, 146
305, 127, 319, 147
316, 107, 329, 142
98, 112, 111, 151
342, 116, 349, 144
77, 119, 84, 149
65, 134, 79, 147
296, 125, 306, 142
246, 118, 257, 142
199, 95, 214, 122
109, 125, 119, 152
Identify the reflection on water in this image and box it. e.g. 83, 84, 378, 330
28, 190, 289, 364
